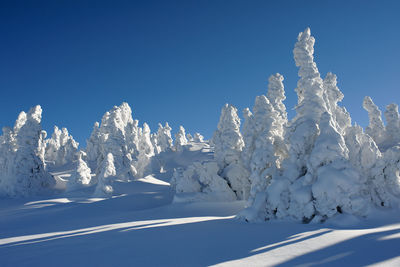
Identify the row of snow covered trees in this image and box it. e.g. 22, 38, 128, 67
0, 101, 201, 197
172, 28, 400, 222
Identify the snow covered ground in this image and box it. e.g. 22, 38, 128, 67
1, 171, 400, 267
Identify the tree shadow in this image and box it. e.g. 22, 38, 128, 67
0, 217, 314, 267
1, 212, 399, 267
277, 227, 400, 267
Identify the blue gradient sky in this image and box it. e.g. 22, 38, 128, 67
0, 0, 399, 145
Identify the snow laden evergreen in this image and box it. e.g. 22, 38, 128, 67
94, 153, 116, 197
67, 151, 92, 191
323, 72, 351, 134
45, 126, 79, 167
261, 28, 330, 221
0, 106, 55, 197
174, 126, 188, 152
212, 104, 250, 200
85, 103, 139, 180
363, 96, 386, 147
238, 75, 288, 221
156, 123, 173, 152
135, 123, 155, 178
85, 103, 157, 181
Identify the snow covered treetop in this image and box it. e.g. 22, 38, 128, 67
15, 105, 43, 146
28, 105, 42, 123
267, 73, 285, 104
267, 73, 287, 122
100, 102, 134, 136
323, 72, 344, 105
293, 28, 327, 122
212, 104, 244, 167
294, 27, 314, 67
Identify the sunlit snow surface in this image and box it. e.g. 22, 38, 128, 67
1, 142, 400, 266
1, 171, 400, 267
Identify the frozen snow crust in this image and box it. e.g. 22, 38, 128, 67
1, 28, 400, 224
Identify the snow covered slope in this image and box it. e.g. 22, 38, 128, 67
1, 170, 400, 266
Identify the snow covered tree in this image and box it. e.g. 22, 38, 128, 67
384, 103, 400, 147
151, 133, 161, 154
281, 28, 328, 183
238, 74, 289, 220
135, 123, 155, 177
266, 73, 288, 167
213, 104, 244, 167
156, 122, 173, 152
263, 28, 343, 221
212, 104, 250, 200
94, 153, 115, 197
86, 122, 101, 166
267, 73, 287, 125
247, 97, 280, 198
193, 133, 204, 143
363, 96, 385, 147
241, 108, 255, 169
86, 103, 141, 180
323, 72, 351, 134
67, 151, 92, 191
174, 126, 188, 152
45, 126, 79, 167
310, 113, 368, 220
0, 106, 55, 197
369, 147, 400, 208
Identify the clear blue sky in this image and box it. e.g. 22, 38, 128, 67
0, 0, 399, 146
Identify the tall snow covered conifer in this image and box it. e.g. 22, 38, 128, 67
0, 106, 55, 197
135, 123, 155, 177
265, 28, 341, 221
212, 104, 250, 199
323, 72, 351, 134
238, 74, 288, 221
363, 96, 386, 147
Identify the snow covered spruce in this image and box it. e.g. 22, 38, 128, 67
0, 106, 55, 197
172, 27, 400, 223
